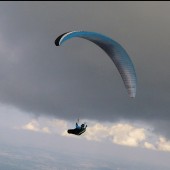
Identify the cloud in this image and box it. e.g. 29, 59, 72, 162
109, 123, 146, 147
84, 123, 109, 141
156, 137, 170, 152
83, 121, 170, 152
144, 142, 156, 150
84, 123, 146, 147
20, 117, 70, 136
16, 117, 170, 152
22, 120, 51, 134
22, 120, 39, 132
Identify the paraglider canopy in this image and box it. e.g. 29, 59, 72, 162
55, 31, 137, 98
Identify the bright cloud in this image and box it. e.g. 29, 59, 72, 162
84, 122, 170, 152
84, 123, 146, 147
84, 123, 109, 141
144, 142, 156, 150
20, 118, 69, 135
22, 120, 51, 134
156, 137, 170, 152
18, 118, 170, 152
110, 123, 146, 147
22, 120, 40, 132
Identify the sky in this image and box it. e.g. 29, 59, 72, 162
0, 1, 170, 170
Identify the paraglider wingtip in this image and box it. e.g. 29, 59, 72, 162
55, 39, 60, 46
55, 32, 71, 46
